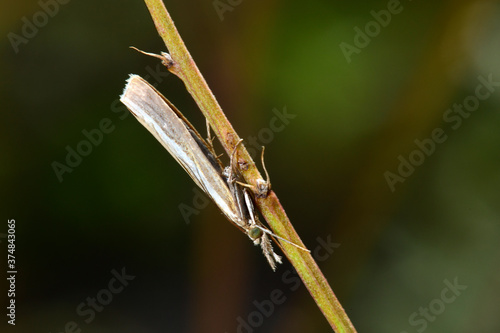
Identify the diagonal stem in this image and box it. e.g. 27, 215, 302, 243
140, 1, 357, 331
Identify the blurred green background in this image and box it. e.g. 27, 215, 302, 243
1, 0, 500, 332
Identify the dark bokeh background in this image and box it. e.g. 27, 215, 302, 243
2, 0, 500, 332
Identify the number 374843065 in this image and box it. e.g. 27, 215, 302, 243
7, 219, 16, 270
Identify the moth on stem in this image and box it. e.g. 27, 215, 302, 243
130, 2, 358, 330
120, 75, 307, 270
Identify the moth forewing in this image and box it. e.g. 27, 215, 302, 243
120, 75, 241, 225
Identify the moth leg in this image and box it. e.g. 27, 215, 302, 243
203, 119, 223, 160
236, 148, 271, 197
255, 146, 271, 197
228, 141, 270, 198
205, 119, 214, 148
227, 138, 244, 181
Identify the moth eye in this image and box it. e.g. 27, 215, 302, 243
249, 227, 262, 240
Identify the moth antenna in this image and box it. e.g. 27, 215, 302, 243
255, 225, 310, 253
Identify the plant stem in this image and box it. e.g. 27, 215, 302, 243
140, 1, 357, 331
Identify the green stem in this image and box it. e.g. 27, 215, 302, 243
140, 1, 357, 332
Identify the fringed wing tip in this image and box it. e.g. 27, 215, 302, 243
120, 74, 140, 101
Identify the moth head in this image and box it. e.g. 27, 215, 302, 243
248, 227, 263, 244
